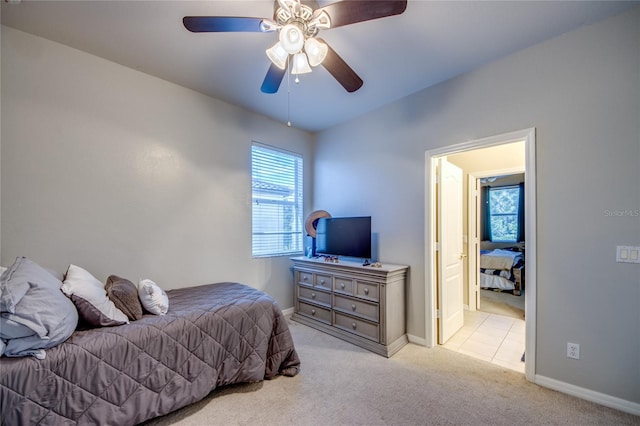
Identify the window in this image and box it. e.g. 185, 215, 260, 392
488, 185, 522, 242
251, 143, 303, 257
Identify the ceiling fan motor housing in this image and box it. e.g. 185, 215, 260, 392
273, 1, 328, 39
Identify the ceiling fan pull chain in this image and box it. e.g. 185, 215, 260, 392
287, 90, 291, 127
287, 56, 292, 127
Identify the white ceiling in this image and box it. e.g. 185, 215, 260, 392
2, 0, 638, 132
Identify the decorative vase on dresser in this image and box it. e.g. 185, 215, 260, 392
291, 256, 408, 357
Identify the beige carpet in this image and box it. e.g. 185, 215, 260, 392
143, 320, 638, 426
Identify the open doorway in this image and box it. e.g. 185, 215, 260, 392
425, 128, 537, 381
456, 166, 525, 316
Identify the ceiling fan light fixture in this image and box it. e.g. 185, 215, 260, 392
275, 7, 292, 24
309, 10, 331, 31
266, 42, 289, 69
291, 52, 312, 75
279, 23, 304, 54
304, 38, 328, 67
260, 19, 280, 33
277, 0, 300, 14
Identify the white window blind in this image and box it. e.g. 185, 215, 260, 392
251, 143, 303, 257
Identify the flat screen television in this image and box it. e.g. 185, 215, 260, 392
315, 216, 371, 260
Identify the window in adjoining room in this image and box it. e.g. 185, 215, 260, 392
487, 185, 524, 243
251, 142, 303, 257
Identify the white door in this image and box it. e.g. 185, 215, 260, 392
437, 158, 465, 344
468, 175, 481, 311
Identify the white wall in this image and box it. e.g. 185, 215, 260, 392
314, 8, 640, 405
0, 26, 314, 308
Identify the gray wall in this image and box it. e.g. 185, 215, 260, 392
0, 26, 314, 308
314, 8, 639, 403
0, 34, 2, 263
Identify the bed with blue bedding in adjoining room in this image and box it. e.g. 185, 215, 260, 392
479, 248, 525, 296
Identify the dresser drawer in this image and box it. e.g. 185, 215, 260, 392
334, 312, 379, 342
356, 281, 379, 302
315, 274, 332, 291
298, 286, 331, 307
298, 301, 332, 325
298, 271, 313, 286
333, 295, 378, 322
334, 276, 354, 295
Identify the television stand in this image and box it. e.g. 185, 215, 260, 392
291, 256, 408, 357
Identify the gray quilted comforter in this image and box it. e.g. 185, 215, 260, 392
0, 282, 300, 425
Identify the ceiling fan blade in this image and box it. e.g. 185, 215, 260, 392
261, 63, 287, 94
319, 0, 407, 29
318, 39, 363, 93
183, 16, 265, 33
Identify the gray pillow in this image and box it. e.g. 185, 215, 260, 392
61, 264, 128, 327
0, 261, 31, 314
0, 257, 79, 359
0, 318, 37, 339
105, 275, 143, 321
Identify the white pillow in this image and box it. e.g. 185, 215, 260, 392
138, 279, 169, 315
61, 265, 129, 327
0, 266, 7, 275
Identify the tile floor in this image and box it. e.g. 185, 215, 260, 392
442, 310, 525, 373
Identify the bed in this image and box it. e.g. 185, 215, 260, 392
0, 281, 300, 425
479, 248, 525, 295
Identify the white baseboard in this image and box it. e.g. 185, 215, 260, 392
407, 334, 428, 347
535, 375, 640, 416
281, 307, 294, 318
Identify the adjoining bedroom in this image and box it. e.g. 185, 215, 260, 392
2, 0, 640, 424
478, 172, 526, 318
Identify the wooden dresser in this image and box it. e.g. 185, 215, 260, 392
291, 256, 408, 357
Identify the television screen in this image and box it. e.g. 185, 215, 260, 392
315, 216, 371, 259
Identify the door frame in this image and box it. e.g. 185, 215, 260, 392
424, 128, 537, 381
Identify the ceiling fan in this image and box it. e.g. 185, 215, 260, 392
183, 0, 407, 94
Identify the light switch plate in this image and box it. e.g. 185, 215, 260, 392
616, 246, 640, 264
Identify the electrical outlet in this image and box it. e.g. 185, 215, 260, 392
567, 342, 580, 360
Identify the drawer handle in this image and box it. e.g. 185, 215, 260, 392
340, 283, 345, 289
352, 322, 357, 329
364, 288, 369, 294
303, 276, 308, 281
320, 279, 325, 285
311, 293, 316, 299
351, 304, 356, 311
311, 309, 316, 316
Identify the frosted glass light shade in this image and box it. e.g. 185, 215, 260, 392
291, 52, 312, 74
279, 24, 304, 54
266, 42, 289, 69
304, 38, 328, 67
